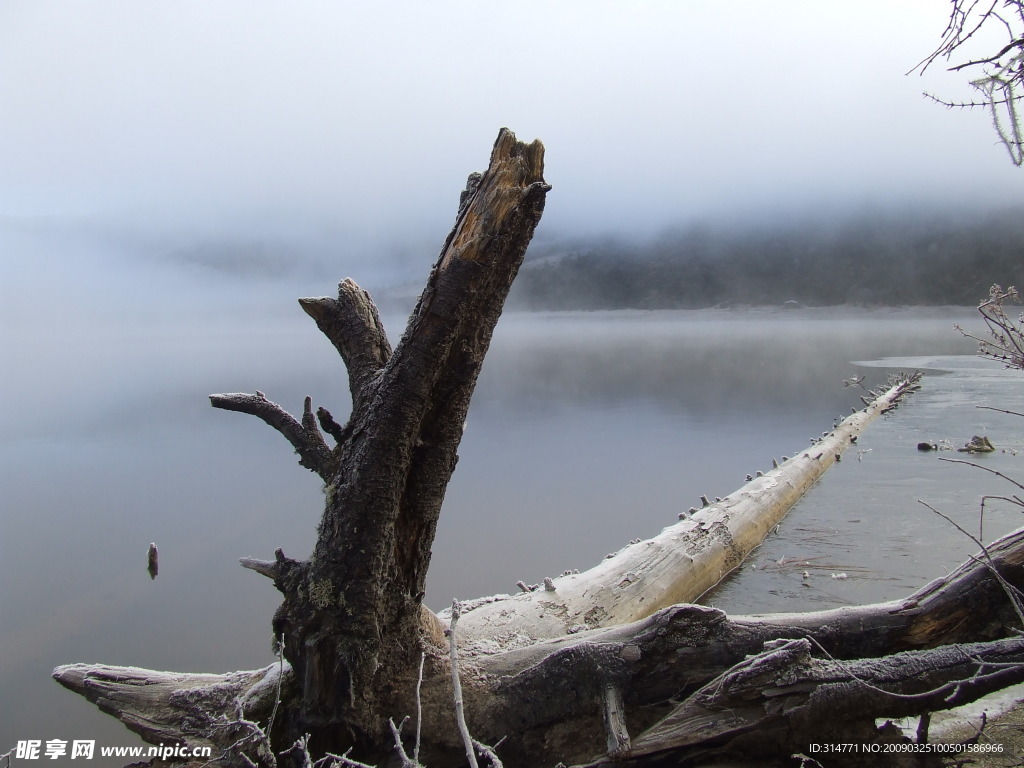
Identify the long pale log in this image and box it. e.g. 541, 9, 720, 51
478, 521, 1024, 679
454, 373, 922, 645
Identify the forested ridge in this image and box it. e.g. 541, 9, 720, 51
511, 207, 1024, 309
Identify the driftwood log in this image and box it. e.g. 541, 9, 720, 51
52, 130, 1024, 768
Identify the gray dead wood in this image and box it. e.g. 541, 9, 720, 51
51, 663, 291, 768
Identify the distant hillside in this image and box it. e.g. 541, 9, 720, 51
510, 208, 1024, 309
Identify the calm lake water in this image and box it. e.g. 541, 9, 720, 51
4, 294, 1022, 761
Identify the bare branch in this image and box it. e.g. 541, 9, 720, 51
939, 456, 1024, 493
922, 91, 1021, 108
447, 600, 479, 768
444, 603, 507, 768
239, 558, 278, 580
978, 404, 1024, 418
472, 738, 506, 768
387, 718, 419, 768
316, 406, 347, 443
209, 392, 331, 477
915, 3, 1024, 165
413, 653, 425, 765
949, 37, 1024, 70
917, 499, 1024, 628
265, 635, 285, 747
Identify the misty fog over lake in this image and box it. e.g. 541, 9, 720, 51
8, 1, 1024, 761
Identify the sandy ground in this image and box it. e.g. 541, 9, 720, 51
929, 687, 1024, 766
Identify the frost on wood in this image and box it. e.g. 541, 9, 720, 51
52, 662, 292, 768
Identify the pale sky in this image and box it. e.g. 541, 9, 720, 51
1, 1, 1021, 250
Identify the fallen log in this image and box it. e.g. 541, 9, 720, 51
577, 635, 1024, 768
453, 372, 922, 645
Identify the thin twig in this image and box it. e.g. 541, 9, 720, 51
939, 457, 1024, 493
977, 404, 1024, 419
917, 499, 1024, 628
447, 600, 479, 768
414, 652, 425, 764
388, 717, 418, 768
266, 634, 285, 739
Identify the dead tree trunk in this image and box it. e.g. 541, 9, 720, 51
51, 130, 1024, 768
208, 128, 549, 755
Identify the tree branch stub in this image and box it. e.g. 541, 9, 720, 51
298, 279, 392, 412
